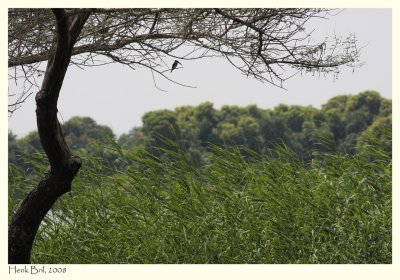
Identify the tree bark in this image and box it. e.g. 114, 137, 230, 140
8, 9, 90, 264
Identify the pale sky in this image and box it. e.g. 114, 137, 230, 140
8, 8, 392, 138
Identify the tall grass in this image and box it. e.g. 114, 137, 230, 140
8, 134, 391, 263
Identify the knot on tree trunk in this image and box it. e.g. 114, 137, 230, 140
35, 90, 47, 105
69, 155, 82, 172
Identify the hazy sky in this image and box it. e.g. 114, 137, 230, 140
8, 8, 392, 138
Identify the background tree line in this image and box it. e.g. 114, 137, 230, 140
9, 90, 392, 171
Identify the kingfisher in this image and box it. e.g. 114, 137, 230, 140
171, 60, 181, 72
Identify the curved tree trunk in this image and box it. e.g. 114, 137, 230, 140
8, 9, 90, 264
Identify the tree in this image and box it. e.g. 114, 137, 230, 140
63, 116, 115, 151
237, 115, 263, 151
9, 117, 115, 173
141, 109, 180, 153
356, 115, 392, 157
195, 102, 219, 145
8, 8, 360, 263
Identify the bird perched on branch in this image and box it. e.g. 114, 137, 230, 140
171, 60, 181, 72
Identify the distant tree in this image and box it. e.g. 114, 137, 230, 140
262, 114, 288, 146
237, 115, 263, 151
63, 116, 114, 151
321, 95, 349, 112
341, 91, 385, 152
285, 106, 307, 132
195, 102, 219, 145
346, 91, 382, 116
321, 95, 348, 142
174, 105, 199, 148
245, 104, 263, 120
219, 105, 244, 125
378, 99, 392, 118
9, 117, 116, 171
357, 115, 392, 156
142, 110, 180, 152
8, 8, 360, 263
216, 122, 241, 144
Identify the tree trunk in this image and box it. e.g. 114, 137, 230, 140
8, 9, 90, 264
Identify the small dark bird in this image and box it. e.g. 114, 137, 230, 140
171, 60, 181, 72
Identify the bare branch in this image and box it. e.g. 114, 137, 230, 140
8, 8, 361, 112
